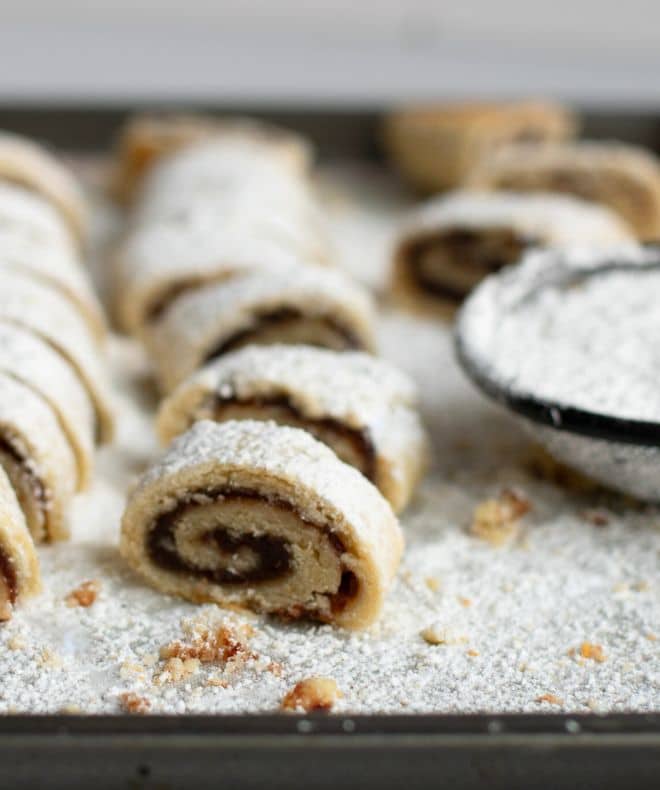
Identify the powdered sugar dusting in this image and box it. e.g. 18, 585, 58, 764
0, 166, 658, 715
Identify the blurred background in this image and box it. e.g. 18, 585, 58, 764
1, 1, 659, 153
1, 0, 659, 107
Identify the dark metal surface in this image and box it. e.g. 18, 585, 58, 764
0, 105, 659, 159
1, 105, 659, 789
0, 713, 659, 790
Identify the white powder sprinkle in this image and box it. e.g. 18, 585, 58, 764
0, 167, 658, 715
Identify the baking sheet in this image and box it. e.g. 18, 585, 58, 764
0, 161, 658, 716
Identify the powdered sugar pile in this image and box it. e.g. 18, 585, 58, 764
460, 245, 660, 421
0, 164, 658, 715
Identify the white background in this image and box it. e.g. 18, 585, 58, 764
1, 1, 659, 106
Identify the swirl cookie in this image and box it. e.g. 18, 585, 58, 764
114, 138, 328, 335
0, 183, 105, 340
0, 465, 40, 621
391, 190, 633, 315
144, 263, 376, 393
114, 113, 313, 202
157, 345, 429, 513
0, 270, 114, 443
0, 373, 77, 542
383, 101, 577, 193
0, 131, 87, 245
466, 142, 660, 240
0, 324, 96, 490
121, 420, 403, 628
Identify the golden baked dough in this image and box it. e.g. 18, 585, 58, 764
0, 132, 86, 245
391, 190, 633, 316
383, 100, 577, 193
0, 465, 40, 620
0, 373, 77, 542
157, 345, 429, 513
121, 420, 403, 629
466, 141, 660, 240
114, 113, 313, 203
144, 262, 376, 393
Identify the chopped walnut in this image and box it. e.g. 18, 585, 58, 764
119, 692, 151, 714
281, 677, 342, 712
156, 656, 201, 684
579, 642, 606, 663
470, 488, 531, 546
536, 693, 563, 706
65, 580, 100, 608
160, 623, 256, 665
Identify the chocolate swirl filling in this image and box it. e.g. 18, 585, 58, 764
147, 487, 358, 617
204, 308, 363, 361
0, 437, 48, 541
405, 228, 530, 302
205, 394, 377, 482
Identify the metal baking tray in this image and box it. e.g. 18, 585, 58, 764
0, 106, 659, 790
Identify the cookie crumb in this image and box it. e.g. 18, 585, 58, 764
536, 693, 563, 706
466, 649, 480, 657
157, 656, 200, 683
647, 633, 657, 642
65, 580, 100, 608
7, 635, 25, 650
160, 622, 256, 666
425, 576, 441, 592
458, 596, 472, 608
578, 642, 606, 663
420, 624, 456, 646
119, 692, 151, 714
470, 488, 531, 546
281, 677, 342, 712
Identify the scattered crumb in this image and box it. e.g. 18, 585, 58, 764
633, 581, 650, 592
65, 580, 100, 608
156, 657, 201, 684
536, 693, 563, 706
160, 622, 257, 666
206, 675, 229, 688
119, 661, 147, 681
38, 648, 63, 669
281, 677, 342, 712
266, 661, 284, 677
577, 642, 607, 663
7, 635, 25, 651
470, 488, 531, 546
119, 692, 151, 714
420, 624, 456, 646
458, 596, 472, 608
425, 576, 441, 592
466, 649, 480, 657
647, 633, 657, 642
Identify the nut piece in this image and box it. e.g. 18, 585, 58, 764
281, 677, 342, 712
579, 642, 607, 663
119, 692, 151, 714
470, 488, 531, 546
65, 580, 100, 608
